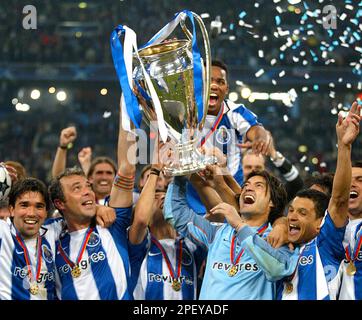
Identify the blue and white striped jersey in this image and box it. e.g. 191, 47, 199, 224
165, 177, 297, 300
277, 212, 346, 300
53, 207, 135, 300
186, 100, 261, 214
338, 218, 362, 300
0, 218, 62, 300
131, 235, 204, 300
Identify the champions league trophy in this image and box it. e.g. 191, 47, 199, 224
111, 10, 215, 176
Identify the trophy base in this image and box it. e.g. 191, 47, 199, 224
163, 140, 217, 176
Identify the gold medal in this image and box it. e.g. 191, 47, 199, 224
171, 279, 181, 292
347, 261, 357, 276
29, 282, 39, 295
71, 265, 81, 278
228, 265, 238, 277
285, 282, 293, 294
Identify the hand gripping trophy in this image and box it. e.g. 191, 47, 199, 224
111, 10, 215, 176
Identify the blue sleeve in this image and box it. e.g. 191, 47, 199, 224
163, 176, 219, 249
110, 206, 132, 232
231, 104, 260, 135
318, 211, 346, 267
236, 226, 300, 281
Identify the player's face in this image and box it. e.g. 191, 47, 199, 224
139, 169, 168, 192
287, 197, 322, 244
349, 167, 362, 218
239, 175, 273, 218
242, 153, 265, 178
59, 175, 96, 224
9, 192, 47, 239
208, 66, 229, 116
88, 163, 115, 199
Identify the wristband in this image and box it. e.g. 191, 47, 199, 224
59, 145, 68, 150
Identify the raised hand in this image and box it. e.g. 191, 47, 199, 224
60, 126, 77, 148
336, 101, 361, 146
209, 202, 245, 230
78, 147, 92, 166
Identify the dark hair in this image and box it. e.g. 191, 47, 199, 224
294, 189, 329, 219
244, 170, 287, 224
305, 172, 334, 197
87, 157, 117, 178
8, 178, 50, 211
211, 59, 228, 76
352, 160, 362, 168
49, 166, 85, 205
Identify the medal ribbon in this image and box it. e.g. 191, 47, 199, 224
15, 232, 42, 284
58, 227, 94, 269
345, 222, 362, 263
199, 103, 224, 147
151, 235, 183, 281
230, 222, 268, 265
283, 243, 307, 290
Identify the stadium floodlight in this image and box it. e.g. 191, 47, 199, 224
30, 89, 41, 100
228, 92, 238, 102
56, 91, 67, 102
241, 87, 251, 99
11, 98, 18, 105
49, 87, 56, 94
15, 103, 30, 112
100, 88, 108, 95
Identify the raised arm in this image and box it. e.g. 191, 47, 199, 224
128, 140, 164, 245
109, 100, 136, 208
51, 126, 77, 178
164, 176, 219, 248
78, 147, 92, 177
328, 102, 361, 227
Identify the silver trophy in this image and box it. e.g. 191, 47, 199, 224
133, 12, 214, 176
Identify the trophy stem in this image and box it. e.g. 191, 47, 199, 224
163, 139, 215, 176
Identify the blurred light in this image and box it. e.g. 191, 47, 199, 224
304, 166, 310, 172
78, 2, 87, 9
228, 92, 238, 102
100, 88, 108, 95
15, 103, 30, 112
288, 0, 301, 4
294, 8, 301, 14
283, 115, 289, 122
241, 87, 252, 99
56, 91, 67, 102
103, 111, 111, 118
320, 162, 327, 168
298, 145, 308, 153
75, 31, 82, 38
200, 13, 210, 19
300, 155, 307, 163
49, 87, 56, 94
11, 98, 18, 105
287, 5, 295, 12
30, 89, 41, 100
250, 92, 269, 100
312, 157, 319, 165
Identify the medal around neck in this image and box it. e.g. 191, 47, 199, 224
172, 279, 181, 292
285, 282, 293, 294
71, 265, 82, 278
347, 261, 357, 276
228, 265, 238, 277
29, 282, 39, 295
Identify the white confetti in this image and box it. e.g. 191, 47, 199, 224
339, 13, 347, 21
255, 69, 265, 77
258, 50, 264, 58
279, 70, 285, 77
270, 58, 277, 65
302, 87, 309, 92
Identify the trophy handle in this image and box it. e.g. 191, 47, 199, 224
180, 12, 211, 128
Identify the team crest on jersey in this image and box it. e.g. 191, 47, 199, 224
87, 232, 101, 247
42, 244, 53, 263
215, 126, 231, 145
181, 248, 193, 266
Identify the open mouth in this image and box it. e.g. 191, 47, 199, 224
24, 219, 38, 225
82, 200, 94, 207
289, 224, 301, 236
209, 93, 219, 106
99, 181, 109, 187
350, 191, 359, 199
243, 194, 255, 205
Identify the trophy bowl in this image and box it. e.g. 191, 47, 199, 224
133, 14, 214, 176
